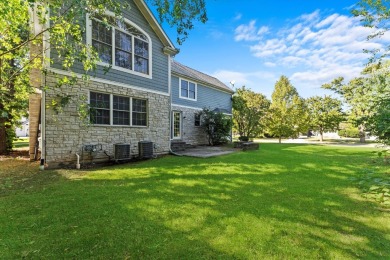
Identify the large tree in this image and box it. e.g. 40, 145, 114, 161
232, 86, 270, 139
352, 0, 390, 63
266, 76, 308, 143
322, 77, 372, 143
323, 62, 390, 145
0, 0, 207, 154
306, 95, 345, 142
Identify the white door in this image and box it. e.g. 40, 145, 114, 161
172, 111, 181, 139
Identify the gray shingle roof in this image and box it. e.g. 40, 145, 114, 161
171, 60, 234, 94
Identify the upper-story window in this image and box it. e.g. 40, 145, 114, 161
180, 78, 197, 101
87, 13, 152, 77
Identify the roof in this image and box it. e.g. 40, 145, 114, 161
172, 61, 234, 94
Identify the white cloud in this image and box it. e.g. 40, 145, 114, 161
212, 69, 276, 90
234, 13, 242, 21
234, 20, 269, 42
236, 10, 389, 95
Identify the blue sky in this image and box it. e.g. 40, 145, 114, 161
154, 0, 389, 99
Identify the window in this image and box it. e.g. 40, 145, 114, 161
180, 79, 196, 100
113, 96, 130, 125
90, 92, 110, 125
132, 99, 147, 126
194, 113, 201, 126
89, 92, 147, 126
89, 13, 151, 76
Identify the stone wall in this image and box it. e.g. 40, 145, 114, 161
171, 105, 208, 145
44, 73, 170, 167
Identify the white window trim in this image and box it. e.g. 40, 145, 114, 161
88, 90, 148, 127
179, 78, 197, 101
86, 11, 153, 79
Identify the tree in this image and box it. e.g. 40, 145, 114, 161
266, 76, 308, 143
323, 62, 390, 144
199, 108, 232, 146
306, 96, 345, 142
232, 86, 270, 139
0, 0, 207, 154
323, 77, 372, 143
352, 0, 390, 63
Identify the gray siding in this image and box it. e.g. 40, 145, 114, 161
171, 76, 232, 112
51, 0, 169, 94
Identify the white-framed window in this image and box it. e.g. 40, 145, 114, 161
89, 91, 148, 127
180, 78, 197, 101
87, 12, 152, 78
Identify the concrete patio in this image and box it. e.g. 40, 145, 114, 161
172, 145, 239, 158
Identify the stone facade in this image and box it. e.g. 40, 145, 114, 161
43, 73, 170, 167
171, 105, 208, 145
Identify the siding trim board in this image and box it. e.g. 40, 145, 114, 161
47, 68, 170, 96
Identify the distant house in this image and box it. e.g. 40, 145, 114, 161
15, 120, 29, 137
29, 0, 233, 167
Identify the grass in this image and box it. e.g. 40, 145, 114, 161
12, 137, 29, 149
0, 144, 389, 259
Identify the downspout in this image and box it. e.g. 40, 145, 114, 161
167, 56, 181, 156
40, 91, 46, 170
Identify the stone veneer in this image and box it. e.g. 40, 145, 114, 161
44, 73, 170, 167
171, 105, 208, 145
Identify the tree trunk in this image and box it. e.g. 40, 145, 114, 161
278, 136, 282, 144
0, 118, 7, 154
320, 131, 324, 142
359, 124, 366, 143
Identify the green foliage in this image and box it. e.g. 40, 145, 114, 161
306, 95, 344, 141
323, 62, 390, 145
199, 108, 232, 146
266, 76, 308, 143
338, 128, 360, 138
149, 0, 207, 44
352, 0, 390, 63
0, 0, 33, 154
352, 168, 390, 207
232, 86, 270, 139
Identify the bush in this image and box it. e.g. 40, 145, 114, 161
238, 136, 249, 141
338, 128, 360, 138
200, 108, 232, 146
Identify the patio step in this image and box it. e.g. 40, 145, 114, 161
171, 141, 187, 152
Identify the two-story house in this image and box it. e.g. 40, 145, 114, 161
170, 61, 233, 149
29, 0, 233, 167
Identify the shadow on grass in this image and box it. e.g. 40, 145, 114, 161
0, 144, 389, 258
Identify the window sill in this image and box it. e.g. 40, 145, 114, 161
91, 124, 148, 128
97, 62, 152, 79
179, 96, 197, 101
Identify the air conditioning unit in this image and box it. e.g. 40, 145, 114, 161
114, 143, 131, 160
139, 141, 153, 159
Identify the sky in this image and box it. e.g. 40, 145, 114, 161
155, 0, 389, 99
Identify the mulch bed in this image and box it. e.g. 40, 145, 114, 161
0, 150, 30, 161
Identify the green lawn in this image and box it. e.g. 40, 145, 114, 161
1, 144, 389, 259
12, 137, 29, 149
